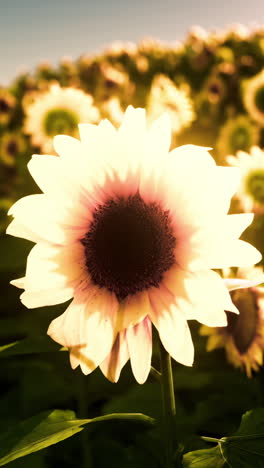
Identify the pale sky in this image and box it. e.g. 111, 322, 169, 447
1, 0, 264, 85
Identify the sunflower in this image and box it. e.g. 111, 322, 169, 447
243, 70, 264, 126
7, 107, 261, 384
227, 146, 264, 213
0, 88, 16, 126
24, 84, 99, 153
0, 132, 26, 166
147, 75, 195, 135
95, 63, 134, 102
200, 267, 264, 377
216, 115, 259, 162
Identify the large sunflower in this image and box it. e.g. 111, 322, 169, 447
7, 107, 261, 383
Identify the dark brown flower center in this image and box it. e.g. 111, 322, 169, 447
81, 193, 176, 301
0, 98, 10, 113
6, 140, 18, 155
226, 289, 259, 354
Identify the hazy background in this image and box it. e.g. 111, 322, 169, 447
1, 0, 264, 84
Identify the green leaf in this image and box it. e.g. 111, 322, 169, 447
0, 410, 155, 466
183, 446, 226, 467
0, 336, 63, 357
220, 408, 264, 468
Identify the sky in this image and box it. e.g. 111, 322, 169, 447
1, 0, 264, 85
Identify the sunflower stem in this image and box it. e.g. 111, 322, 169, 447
78, 373, 93, 468
150, 365, 162, 380
159, 340, 177, 468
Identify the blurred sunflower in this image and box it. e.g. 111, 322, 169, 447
0, 132, 26, 166
7, 107, 261, 384
216, 115, 259, 162
243, 70, 264, 126
95, 63, 134, 102
227, 146, 264, 213
24, 84, 99, 153
200, 267, 264, 377
99, 97, 124, 127
0, 88, 16, 126
205, 73, 226, 105
147, 75, 195, 135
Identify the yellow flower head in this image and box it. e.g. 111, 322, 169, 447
0, 132, 26, 167
147, 75, 195, 135
24, 84, 99, 153
243, 70, 264, 126
216, 115, 259, 163
0, 88, 16, 126
201, 267, 264, 377
7, 107, 261, 383
227, 146, 264, 213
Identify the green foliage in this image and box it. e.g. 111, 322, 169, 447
0, 409, 155, 466
183, 446, 226, 467
221, 408, 264, 467
0, 410, 85, 466
183, 408, 264, 468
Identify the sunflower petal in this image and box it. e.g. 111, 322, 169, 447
126, 317, 152, 384
100, 330, 129, 382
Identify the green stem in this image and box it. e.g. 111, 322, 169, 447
201, 436, 220, 444
150, 365, 162, 381
78, 373, 93, 468
159, 340, 177, 468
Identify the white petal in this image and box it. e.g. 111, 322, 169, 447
79, 289, 119, 374
53, 135, 82, 159
78, 119, 115, 145
149, 287, 194, 366
8, 194, 72, 244
100, 330, 129, 382
28, 154, 61, 193
47, 297, 82, 351
118, 106, 146, 137
78, 121, 116, 181
126, 317, 152, 384
147, 112, 171, 154
225, 240, 262, 267
223, 213, 254, 239
27, 154, 82, 202
78, 123, 99, 145
10, 277, 25, 289
164, 154, 240, 220
184, 214, 259, 271
6, 219, 41, 243
184, 270, 238, 327
21, 287, 73, 308
169, 144, 215, 169
48, 288, 119, 375
224, 277, 264, 291
23, 242, 84, 292
117, 291, 151, 331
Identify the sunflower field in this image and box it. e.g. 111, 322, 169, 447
1, 25, 264, 468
